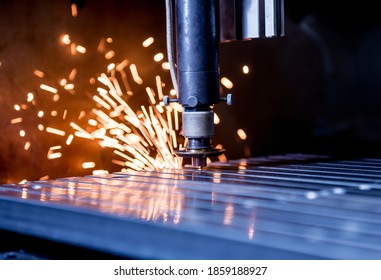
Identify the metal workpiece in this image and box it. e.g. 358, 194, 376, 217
2, 155, 381, 259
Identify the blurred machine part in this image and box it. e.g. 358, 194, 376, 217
1, 154, 381, 259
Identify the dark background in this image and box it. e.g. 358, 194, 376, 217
1, 0, 381, 183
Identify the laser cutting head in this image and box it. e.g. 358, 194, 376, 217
165, 0, 284, 168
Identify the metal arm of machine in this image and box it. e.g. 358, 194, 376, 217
165, 0, 284, 168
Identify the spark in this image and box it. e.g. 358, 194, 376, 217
14, 105, 21, 111
61, 34, 71, 45
24, 142, 31, 150
48, 152, 62, 159
40, 84, 58, 94
49, 145, 62, 151
51, 110, 58, 116
60, 79, 67, 86
214, 113, 220, 125
76, 45, 86, 54
105, 50, 115, 59
154, 53, 164, 62
93, 170, 109, 175
106, 37, 113, 43
11, 117, 23, 124
161, 62, 170, 70
46, 127, 66, 136
33, 70, 45, 78
64, 83, 74, 90
27, 93, 34, 102
242, 65, 250, 74
116, 59, 129, 71
170, 89, 176, 96
69, 68, 77, 81
38, 124, 44, 131
66, 134, 74, 145
107, 63, 116, 71
82, 162, 96, 169
129, 64, 143, 85
221, 77, 233, 89
19, 130, 26, 137
146, 87, 156, 104
38, 111, 44, 118
237, 129, 247, 140
71, 3, 78, 17
142, 37, 154, 47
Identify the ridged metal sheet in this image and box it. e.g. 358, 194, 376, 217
1, 154, 381, 259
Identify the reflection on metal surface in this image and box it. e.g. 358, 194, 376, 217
2, 154, 381, 259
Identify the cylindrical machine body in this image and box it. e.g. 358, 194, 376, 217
175, 0, 220, 107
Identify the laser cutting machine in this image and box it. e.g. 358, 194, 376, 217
1, 0, 381, 260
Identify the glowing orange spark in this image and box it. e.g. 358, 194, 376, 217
11, 117, 23, 124
237, 129, 247, 140
82, 162, 96, 169
71, 3, 78, 17
242, 65, 250, 74
33, 70, 45, 78
154, 53, 164, 62
105, 50, 115, 60
142, 37, 154, 47
221, 77, 233, 89
40, 84, 58, 94
46, 127, 66, 136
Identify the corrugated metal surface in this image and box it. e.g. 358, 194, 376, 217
1, 154, 381, 259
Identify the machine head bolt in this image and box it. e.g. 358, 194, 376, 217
226, 93, 232, 105
187, 96, 198, 107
